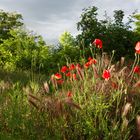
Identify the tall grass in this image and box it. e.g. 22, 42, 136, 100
0, 50, 140, 140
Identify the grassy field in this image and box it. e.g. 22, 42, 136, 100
0, 52, 140, 140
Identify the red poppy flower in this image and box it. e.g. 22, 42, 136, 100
72, 73, 77, 80
67, 91, 72, 97
54, 73, 62, 79
135, 41, 140, 54
69, 64, 75, 70
92, 39, 103, 49
66, 72, 71, 77
61, 66, 68, 73
133, 66, 140, 73
89, 58, 97, 65
88, 57, 93, 61
102, 70, 111, 80
84, 58, 97, 69
84, 61, 91, 68
57, 79, 64, 85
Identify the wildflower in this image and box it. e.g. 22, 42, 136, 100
92, 39, 103, 49
88, 57, 93, 61
57, 79, 64, 85
84, 61, 91, 68
67, 91, 72, 97
66, 72, 71, 77
54, 73, 62, 79
84, 57, 97, 69
88, 57, 97, 64
102, 70, 111, 80
133, 66, 140, 73
61, 66, 68, 73
135, 41, 140, 54
72, 73, 77, 80
89, 58, 97, 65
76, 63, 81, 69
69, 64, 75, 71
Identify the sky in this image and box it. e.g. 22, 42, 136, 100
0, 0, 140, 44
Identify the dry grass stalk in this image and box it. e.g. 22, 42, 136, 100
109, 64, 115, 72
42, 97, 64, 116
121, 118, 129, 132
28, 98, 39, 109
133, 80, 140, 88
136, 115, 140, 138
118, 66, 129, 77
120, 57, 125, 67
122, 102, 132, 118
50, 74, 58, 89
92, 65, 99, 78
28, 93, 81, 118
43, 81, 50, 93
64, 97, 81, 110
28, 93, 40, 102
129, 80, 140, 95
76, 67, 84, 80
102, 52, 110, 67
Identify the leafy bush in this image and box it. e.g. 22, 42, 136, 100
76, 6, 140, 60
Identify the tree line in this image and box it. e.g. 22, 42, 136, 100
0, 6, 140, 74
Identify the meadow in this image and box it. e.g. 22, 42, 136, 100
0, 6, 140, 140
0, 40, 140, 140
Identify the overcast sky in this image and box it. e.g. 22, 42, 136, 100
0, 0, 140, 44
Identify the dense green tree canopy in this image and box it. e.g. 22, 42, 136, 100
133, 14, 140, 34
76, 6, 140, 60
0, 10, 23, 41
0, 7, 140, 73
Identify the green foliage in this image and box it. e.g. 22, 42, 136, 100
76, 6, 140, 60
77, 6, 100, 48
47, 31, 81, 73
133, 14, 140, 34
113, 10, 124, 27
0, 5, 140, 140
0, 9, 23, 41
0, 29, 51, 73
0, 51, 140, 139
58, 31, 80, 63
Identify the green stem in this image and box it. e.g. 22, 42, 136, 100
108, 50, 115, 69
128, 53, 137, 77
130, 54, 139, 81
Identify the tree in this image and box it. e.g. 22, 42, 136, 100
0, 10, 55, 73
76, 6, 140, 60
0, 9, 23, 41
133, 14, 140, 34
59, 31, 80, 62
113, 10, 124, 27
0, 29, 50, 72
76, 6, 100, 48
48, 31, 80, 69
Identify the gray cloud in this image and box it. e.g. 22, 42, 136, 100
0, 0, 140, 44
